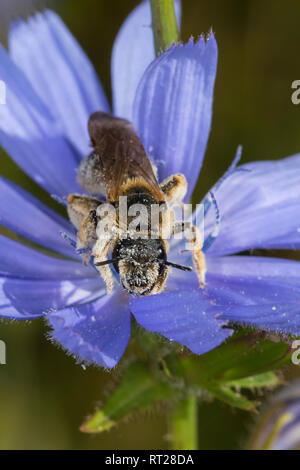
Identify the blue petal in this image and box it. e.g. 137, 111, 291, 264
223, 303, 300, 336
0, 45, 81, 197
0, 235, 95, 279
250, 379, 300, 450
206, 255, 300, 302
206, 256, 300, 336
131, 290, 232, 355
48, 290, 130, 368
274, 402, 300, 450
162, 254, 300, 336
0, 177, 76, 258
112, 0, 181, 121
133, 35, 217, 199
9, 10, 109, 155
0, 276, 101, 320
0, 236, 102, 320
204, 154, 300, 255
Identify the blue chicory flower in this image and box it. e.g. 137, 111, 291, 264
250, 379, 300, 450
0, 1, 300, 368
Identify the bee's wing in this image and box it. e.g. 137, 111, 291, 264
88, 112, 163, 202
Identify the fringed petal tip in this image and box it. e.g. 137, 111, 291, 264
168, 32, 217, 50
46, 292, 131, 369
111, 0, 181, 121
187, 30, 216, 45
46, 314, 117, 370
207, 28, 215, 40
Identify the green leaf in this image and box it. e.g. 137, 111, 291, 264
80, 361, 175, 434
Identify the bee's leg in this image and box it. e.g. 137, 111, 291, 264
151, 266, 169, 295
160, 174, 187, 205
67, 194, 104, 264
76, 210, 99, 265
188, 227, 206, 289
151, 240, 169, 294
172, 222, 206, 289
93, 234, 116, 294
67, 194, 103, 229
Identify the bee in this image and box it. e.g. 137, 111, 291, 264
67, 112, 206, 296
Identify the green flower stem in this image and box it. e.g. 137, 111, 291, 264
150, 0, 179, 55
169, 391, 198, 450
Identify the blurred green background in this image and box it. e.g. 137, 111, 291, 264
0, 0, 300, 450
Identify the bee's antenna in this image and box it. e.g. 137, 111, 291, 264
95, 258, 192, 272
165, 261, 193, 272
95, 258, 122, 267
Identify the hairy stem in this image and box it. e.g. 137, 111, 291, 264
169, 391, 198, 450
150, 0, 179, 55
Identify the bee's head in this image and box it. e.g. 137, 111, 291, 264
112, 238, 167, 296
95, 238, 192, 297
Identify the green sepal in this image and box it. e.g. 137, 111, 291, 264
164, 332, 290, 409
166, 332, 291, 386
226, 371, 279, 390
206, 384, 258, 412
81, 332, 292, 432
80, 361, 176, 434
